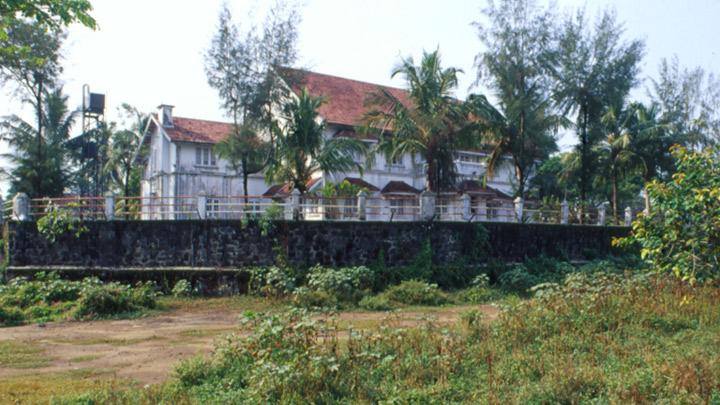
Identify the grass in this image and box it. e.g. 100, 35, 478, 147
0, 368, 130, 404
50, 335, 166, 347
0, 340, 51, 368
158, 295, 289, 313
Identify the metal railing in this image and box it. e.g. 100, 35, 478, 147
2, 191, 638, 226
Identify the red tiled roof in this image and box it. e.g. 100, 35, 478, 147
278, 67, 411, 128
333, 127, 377, 141
262, 178, 322, 197
342, 177, 379, 192
162, 117, 233, 144
381, 181, 421, 194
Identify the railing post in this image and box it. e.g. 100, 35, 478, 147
560, 200, 569, 224
624, 206, 633, 226
597, 202, 608, 226
419, 191, 436, 221
197, 191, 207, 219
460, 193, 471, 221
290, 189, 301, 220
357, 190, 367, 221
104, 191, 115, 220
12, 193, 30, 221
514, 197, 524, 222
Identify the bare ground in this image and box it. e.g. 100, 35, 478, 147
0, 304, 499, 385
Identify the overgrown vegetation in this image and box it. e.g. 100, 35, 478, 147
0, 272, 157, 325
60, 270, 720, 403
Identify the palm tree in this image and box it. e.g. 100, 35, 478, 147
1, 87, 75, 198
362, 49, 477, 192
215, 121, 270, 204
266, 88, 366, 194
599, 103, 636, 223
104, 104, 149, 197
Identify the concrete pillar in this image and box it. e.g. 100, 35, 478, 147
560, 200, 569, 224
104, 191, 115, 220
197, 191, 207, 219
597, 202, 608, 226
514, 197, 524, 222
460, 193, 472, 221
12, 193, 30, 221
290, 189, 301, 220
476, 199, 487, 221
357, 190, 367, 221
419, 191, 436, 221
624, 206, 633, 226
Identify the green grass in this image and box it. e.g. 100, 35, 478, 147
49, 335, 167, 347
0, 340, 51, 368
0, 368, 130, 404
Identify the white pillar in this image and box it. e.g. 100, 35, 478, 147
460, 194, 471, 221
12, 193, 30, 221
104, 191, 115, 220
419, 191, 436, 221
624, 207, 633, 226
357, 190, 367, 221
290, 189, 301, 220
514, 197, 524, 222
560, 200, 569, 224
597, 202, 608, 226
197, 191, 207, 219
477, 199, 487, 221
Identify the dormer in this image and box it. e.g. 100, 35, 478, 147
158, 104, 174, 127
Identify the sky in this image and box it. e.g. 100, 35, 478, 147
1, 0, 719, 190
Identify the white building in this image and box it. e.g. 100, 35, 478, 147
137, 68, 518, 220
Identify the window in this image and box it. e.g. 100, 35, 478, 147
389, 198, 409, 215
390, 155, 404, 167
195, 146, 216, 166
207, 198, 220, 218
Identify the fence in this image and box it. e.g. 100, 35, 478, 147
0, 191, 639, 226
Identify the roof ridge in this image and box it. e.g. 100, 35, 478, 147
280, 66, 409, 94
173, 116, 232, 125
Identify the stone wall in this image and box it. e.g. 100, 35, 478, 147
4, 220, 629, 273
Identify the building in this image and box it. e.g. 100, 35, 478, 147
137, 68, 517, 220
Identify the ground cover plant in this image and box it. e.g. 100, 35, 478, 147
0, 272, 157, 325
55, 269, 720, 404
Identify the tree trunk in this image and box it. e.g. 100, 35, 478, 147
611, 168, 619, 225
35, 77, 44, 197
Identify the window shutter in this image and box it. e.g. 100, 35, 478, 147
196, 147, 201, 165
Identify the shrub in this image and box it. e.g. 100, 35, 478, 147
498, 265, 539, 293
380, 280, 448, 306
358, 295, 394, 311
305, 265, 374, 302
292, 287, 338, 309
36, 203, 88, 243
616, 145, 720, 283
172, 279, 193, 298
0, 305, 24, 326
248, 266, 296, 297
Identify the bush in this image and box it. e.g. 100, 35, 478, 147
292, 287, 338, 309
305, 265, 374, 302
0, 273, 158, 324
616, 145, 720, 283
248, 266, 296, 297
358, 295, 394, 311
498, 265, 540, 293
171, 279, 193, 298
380, 280, 448, 306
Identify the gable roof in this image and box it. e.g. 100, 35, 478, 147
342, 177, 379, 192
381, 181, 421, 195
162, 117, 233, 144
456, 180, 513, 200
278, 67, 411, 128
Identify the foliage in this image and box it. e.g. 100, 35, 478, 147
617, 146, 720, 283
378, 280, 449, 306
358, 294, 395, 311
0, 0, 95, 58
103, 104, 149, 197
171, 279, 194, 298
362, 49, 480, 192
1, 87, 74, 198
247, 266, 296, 297
36, 202, 88, 243
258, 202, 283, 237
473, 0, 561, 198
295, 265, 375, 306
0, 273, 157, 325
267, 89, 366, 193
552, 9, 645, 209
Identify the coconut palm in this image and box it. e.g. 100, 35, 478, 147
599, 103, 637, 223
266, 88, 366, 194
362, 49, 477, 192
1, 87, 75, 198
104, 104, 149, 197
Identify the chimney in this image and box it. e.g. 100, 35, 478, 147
158, 104, 174, 127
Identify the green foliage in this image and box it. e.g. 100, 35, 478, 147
258, 202, 283, 237
379, 280, 449, 306
291, 287, 338, 309
0, 273, 157, 325
358, 294, 395, 311
247, 266, 296, 297
171, 279, 193, 298
292, 265, 375, 308
36, 203, 88, 243
617, 146, 720, 283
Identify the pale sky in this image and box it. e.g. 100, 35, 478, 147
1, 0, 719, 191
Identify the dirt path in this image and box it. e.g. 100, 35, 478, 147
0, 304, 499, 385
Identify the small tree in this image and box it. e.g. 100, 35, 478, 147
215, 122, 270, 204
617, 146, 720, 283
